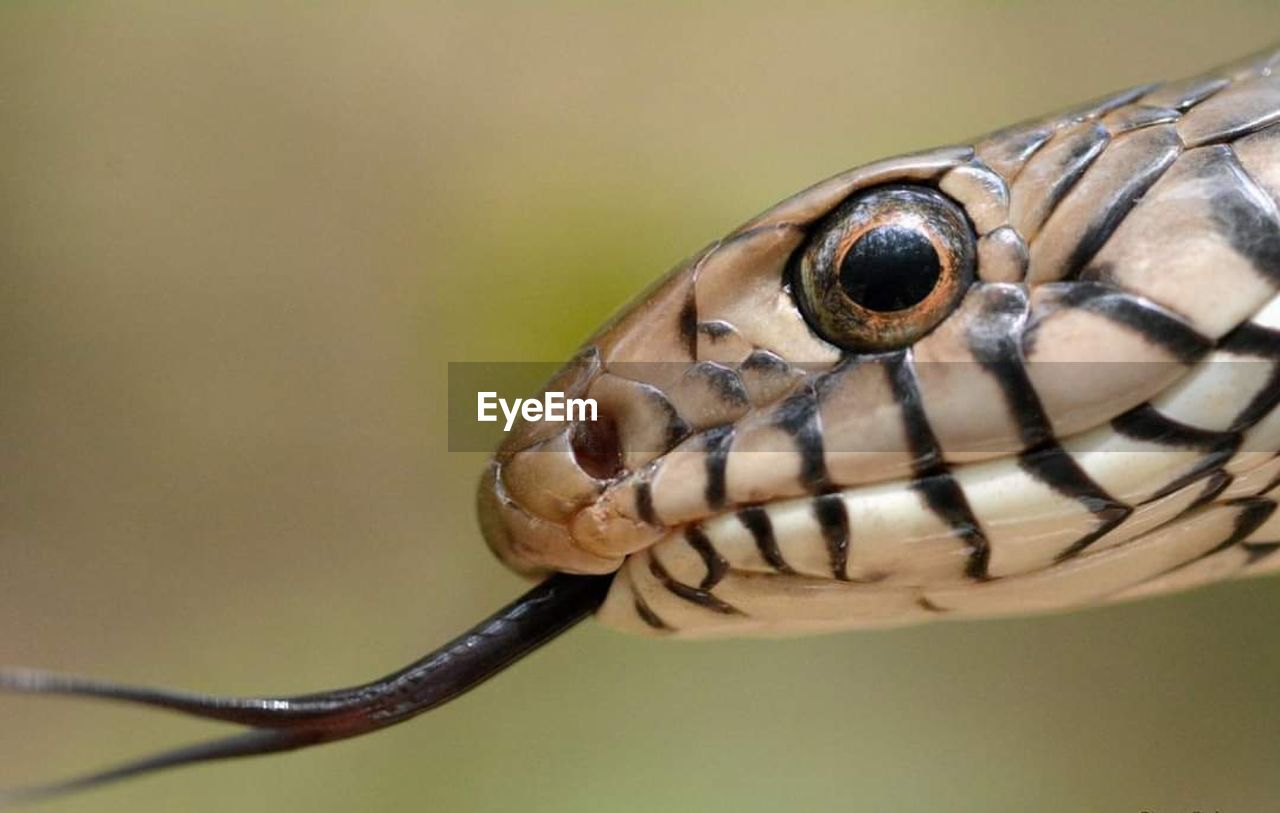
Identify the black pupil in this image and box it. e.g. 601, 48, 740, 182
838, 225, 941, 312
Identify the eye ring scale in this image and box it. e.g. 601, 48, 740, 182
793, 184, 976, 352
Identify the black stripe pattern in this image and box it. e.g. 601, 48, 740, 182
738, 505, 794, 575
886, 352, 992, 579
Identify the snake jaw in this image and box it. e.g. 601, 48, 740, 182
569, 486, 667, 559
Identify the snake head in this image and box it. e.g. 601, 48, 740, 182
480, 47, 1280, 636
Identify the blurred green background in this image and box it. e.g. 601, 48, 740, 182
3, 3, 1280, 811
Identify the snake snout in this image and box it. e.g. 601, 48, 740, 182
476, 348, 640, 576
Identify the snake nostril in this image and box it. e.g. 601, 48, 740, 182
571, 413, 623, 481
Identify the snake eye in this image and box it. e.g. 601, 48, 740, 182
794, 184, 975, 351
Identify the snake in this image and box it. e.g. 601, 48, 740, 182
4, 43, 1280, 804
